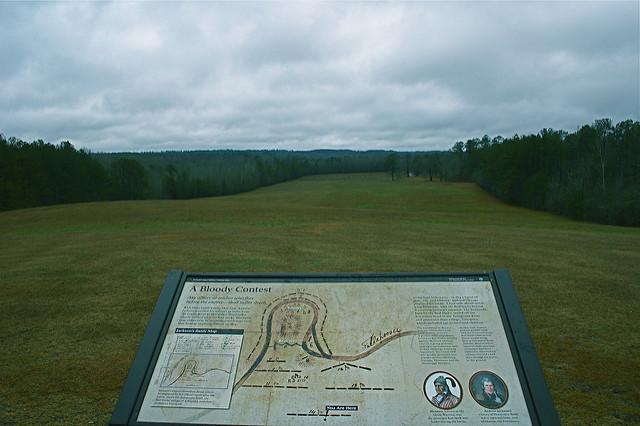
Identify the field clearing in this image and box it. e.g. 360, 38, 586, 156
1, 173, 638, 425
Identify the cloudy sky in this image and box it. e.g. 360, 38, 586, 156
1, 1, 638, 152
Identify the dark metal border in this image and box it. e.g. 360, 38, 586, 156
110, 270, 558, 425
110, 269, 185, 425
492, 269, 560, 425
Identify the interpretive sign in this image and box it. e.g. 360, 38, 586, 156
111, 270, 558, 425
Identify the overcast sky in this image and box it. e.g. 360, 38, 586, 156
1, 1, 638, 152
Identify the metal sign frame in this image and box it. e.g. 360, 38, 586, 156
110, 269, 559, 425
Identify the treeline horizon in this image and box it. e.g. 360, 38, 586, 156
440, 118, 639, 226
94, 149, 394, 200
0, 137, 395, 210
1, 117, 638, 226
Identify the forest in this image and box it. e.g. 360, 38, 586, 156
94, 150, 391, 200
0, 137, 391, 210
1, 118, 637, 226
440, 119, 639, 226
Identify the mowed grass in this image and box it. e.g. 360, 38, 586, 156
1, 173, 638, 425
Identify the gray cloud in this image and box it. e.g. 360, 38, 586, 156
0, 1, 637, 152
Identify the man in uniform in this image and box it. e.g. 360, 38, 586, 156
475, 377, 505, 408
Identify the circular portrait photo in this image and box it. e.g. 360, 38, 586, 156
469, 371, 509, 409
423, 371, 462, 410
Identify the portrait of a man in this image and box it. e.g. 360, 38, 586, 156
424, 372, 462, 410
469, 371, 508, 409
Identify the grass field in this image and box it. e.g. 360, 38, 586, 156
1, 173, 638, 425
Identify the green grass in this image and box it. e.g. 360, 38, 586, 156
1, 173, 638, 425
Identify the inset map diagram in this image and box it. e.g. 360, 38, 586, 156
161, 354, 233, 389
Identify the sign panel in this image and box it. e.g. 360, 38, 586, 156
111, 271, 558, 425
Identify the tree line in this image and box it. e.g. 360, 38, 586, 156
0, 135, 389, 210
440, 119, 639, 226
384, 152, 443, 181
94, 150, 389, 200
1, 137, 107, 210
3, 118, 637, 226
